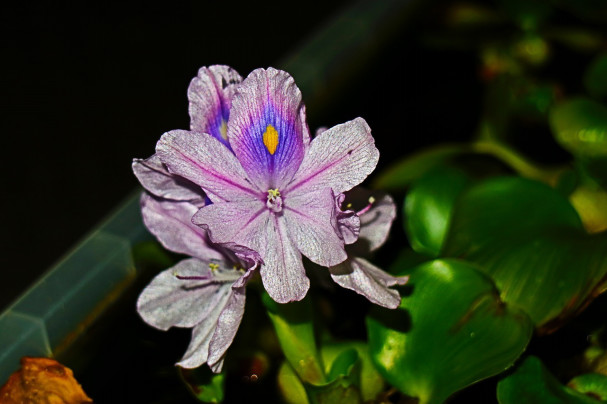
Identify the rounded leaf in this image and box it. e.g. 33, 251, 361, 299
367, 259, 533, 404
404, 166, 471, 256
497, 356, 600, 404
443, 177, 607, 331
549, 98, 607, 158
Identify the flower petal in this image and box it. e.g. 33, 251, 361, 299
207, 286, 247, 372
176, 304, 226, 369
283, 188, 348, 267
227, 68, 310, 190
192, 199, 267, 245
132, 154, 205, 204
259, 214, 310, 303
334, 193, 360, 245
341, 188, 396, 254
188, 65, 243, 149
192, 200, 310, 303
156, 129, 260, 202
330, 257, 409, 309
141, 193, 223, 261
285, 118, 379, 195
136, 258, 236, 330
359, 192, 396, 252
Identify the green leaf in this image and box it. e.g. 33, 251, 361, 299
568, 373, 607, 401
306, 349, 362, 404
277, 362, 310, 404
372, 144, 467, 191
179, 367, 225, 403
497, 356, 601, 404
404, 166, 472, 256
549, 98, 607, 158
263, 294, 326, 384
320, 342, 385, 401
367, 259, 533, 404
585, 53, 607, 99
442, 177, 607, 330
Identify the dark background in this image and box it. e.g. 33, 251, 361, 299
1, 0, 481, 311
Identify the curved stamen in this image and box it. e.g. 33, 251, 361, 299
356, 196, 375, 216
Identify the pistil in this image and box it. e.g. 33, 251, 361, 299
267, 188, 283, 213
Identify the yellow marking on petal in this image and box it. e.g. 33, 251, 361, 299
209, 263, 220, 272
263, 124, 279, 155
219, 120, 228, 141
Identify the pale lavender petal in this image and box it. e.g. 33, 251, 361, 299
136, 258, 236, 330
193, 200, 309, 303
359, 192, 397, 252
188, 65, 243, 149
285, 118, 379, 195
177, 303, 227, 369
192, 199, 267, 245
334, 193, 360, 245
156, 130, 261, 202
329, 257, 409, 309
207, 286, 247, 372
283, 188, 348, 267
132, 154, 205, 205
227, 68, 310, 190
258, 214, 310, 303
140, 193, 223, 262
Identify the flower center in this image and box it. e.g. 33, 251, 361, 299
266, 188, 283, 213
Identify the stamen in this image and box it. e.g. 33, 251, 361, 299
266, 188, 283, 213
175, 274, 211, 281
209, 263, 220, 272
356, 196, 375, 216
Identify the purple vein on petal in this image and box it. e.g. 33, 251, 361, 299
167, 144, 261, 199
283, 143, 364, 194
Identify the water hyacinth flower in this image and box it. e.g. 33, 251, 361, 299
136, 193, 256, 372
156, 67, 380, 303
331, 189, 409, 309
133, 66, 253, 372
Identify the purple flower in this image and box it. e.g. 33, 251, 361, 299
330, 189, 409, 309
133, 66, 253, 372
136, 194, 255, 372
155, 67, 380, 303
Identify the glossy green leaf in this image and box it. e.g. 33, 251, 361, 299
320, 342, 385, 401
367, 259, 533, 404
263, 294, 326, 384
568, 373, 607, 401
372, 144, 467, 191
306, 349, 362, 404
179, 367, 225, 403
404, 166, 472, 256
585, 53, 607, 99
442, 177, 607, 331
277, 362, 310, 404
549, 98, 607, 158
497, 356, 600, 404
